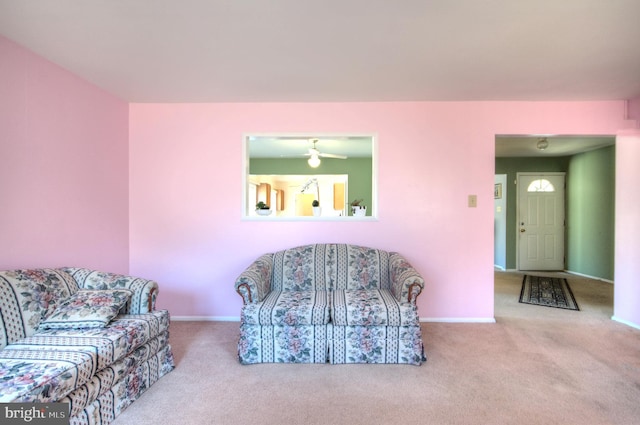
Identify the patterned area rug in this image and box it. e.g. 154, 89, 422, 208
519, 275, 579, 311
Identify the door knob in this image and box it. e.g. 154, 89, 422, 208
520, 228, 526, 233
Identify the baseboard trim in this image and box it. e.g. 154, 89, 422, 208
611, 316, 640, 330
564, 270, 614, 284
171, 316, 240, 322
419, 317, 496, 323
170, 316, 497, 324
496, 269, 614, 283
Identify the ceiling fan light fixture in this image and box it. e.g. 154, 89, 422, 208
537, 138, 549, 151
308, 154, 321, 168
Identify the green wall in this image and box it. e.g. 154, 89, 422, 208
495, 146, 615, 280
250, 157, 373, 216
566, 146, 615, 280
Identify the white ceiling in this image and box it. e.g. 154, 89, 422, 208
249, 136, 372, 159
249, 134, 618, 158
495, 135, 615, 157
1, 0, 639, 104
0, 1, 634, 157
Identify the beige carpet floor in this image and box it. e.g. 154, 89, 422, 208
114, 271, 640, 425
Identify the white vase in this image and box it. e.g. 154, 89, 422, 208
256, 209, 272, 216
352, 206, 366, 217
312, 206, 322, 216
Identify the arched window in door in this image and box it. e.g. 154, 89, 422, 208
527, 178, 555, 192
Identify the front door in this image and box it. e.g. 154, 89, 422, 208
517, 173, 565, 270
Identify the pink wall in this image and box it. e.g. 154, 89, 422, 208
129, 101, 632, 321
3, 35, 635, 323
614, 129, 640, 329
0, 36, 130, 273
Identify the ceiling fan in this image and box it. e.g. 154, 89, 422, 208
306, 139, 347, 159
282, 139, 347, 168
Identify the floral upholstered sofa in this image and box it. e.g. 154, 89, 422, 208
234, 244, 426, 365
0, 267, 174, 425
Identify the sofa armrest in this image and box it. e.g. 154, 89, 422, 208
60, 268, 158, 314
388, 253, 425, 304
234, 254, 273, 304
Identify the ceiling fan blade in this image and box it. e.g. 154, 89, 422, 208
318, 152, 347, 159
279, 154, 310, 158
275, 141, 348, 159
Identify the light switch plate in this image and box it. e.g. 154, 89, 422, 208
468, 195, 477, 208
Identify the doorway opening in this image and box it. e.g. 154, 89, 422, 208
494, 135, 616, 316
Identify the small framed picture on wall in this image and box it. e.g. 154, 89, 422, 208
494, 183, 502, 199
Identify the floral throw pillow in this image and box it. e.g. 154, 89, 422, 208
39, 289, 133, 330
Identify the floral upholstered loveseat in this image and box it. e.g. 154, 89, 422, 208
234, 244, 426, 365
0, 267, 175, 425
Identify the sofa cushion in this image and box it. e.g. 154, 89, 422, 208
38, 289, 132, 330
61, 268, 160, 314
241, 291, 330, 326
331, 289, 419, 326
333, 244, 390, 290
0, 269, 79, 349
272, 244, 333, 291
0, 310, 170, 403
